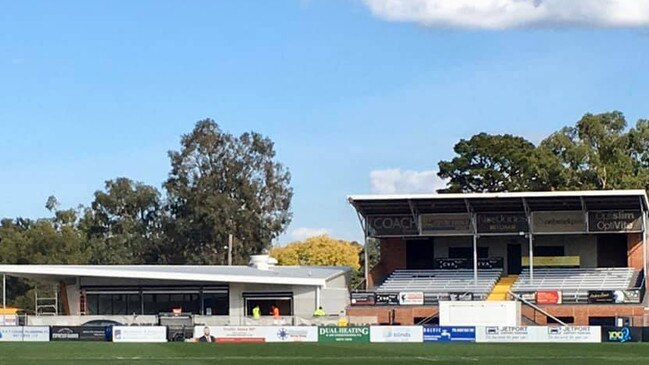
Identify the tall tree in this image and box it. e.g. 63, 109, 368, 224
80, 178, 163, 264
163, 119, 293, 264
271, 235, 360, 269
437, 133, 548, 193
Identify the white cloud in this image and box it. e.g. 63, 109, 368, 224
290, 227, 331, 241
370, 169, 447, 194
362, 0, 649, 29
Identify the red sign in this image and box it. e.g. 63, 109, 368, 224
536, 290, 562, 305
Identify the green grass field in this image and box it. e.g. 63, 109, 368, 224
1, 343, 649, 365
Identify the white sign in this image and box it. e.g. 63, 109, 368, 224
194, 326, 318, 343
440, 301, 521, 327
398, 292, 424, 306
22, 326, 50, 342
476, 326, 601, 343
370, 326, 423, 343
112, 326, 167, 343
0, 326, 25, 342
0, 315, 18, 326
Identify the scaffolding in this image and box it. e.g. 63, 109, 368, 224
34, 285, 58, 316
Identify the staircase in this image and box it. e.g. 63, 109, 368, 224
487, 275, 518, 301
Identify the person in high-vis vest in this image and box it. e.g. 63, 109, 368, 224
313, 306, 326, 317
252, 305, 261, 320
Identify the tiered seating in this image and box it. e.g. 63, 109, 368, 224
511, 267, 639, 303
376, 269, 502, 303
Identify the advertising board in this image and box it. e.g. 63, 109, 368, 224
112, 326, 167, 343
535, 290, 562, 305
419, 213, 472, 235
350, 292, 376, 306
476, 326, 600, 343
194, 326, 318, 343
22, 326, 50, 342
370, 326, 423, 343
51, 326, 107, 341
476, 213, 528, 234
532, 211, 586, 233
0, 315, 18, 326
367, 215, 418, 237
0, 326, 25, 342
398, 292, 424, 306
423, 326, 476, 342
587, 290, 615, 304
318, 326, 370, 343
601, 327, 643, 343
588, 211, 642, 232
375, 293, 399, 306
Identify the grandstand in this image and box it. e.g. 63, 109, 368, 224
347, 190, 649, 326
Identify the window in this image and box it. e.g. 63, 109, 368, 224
535, 246, 565, 256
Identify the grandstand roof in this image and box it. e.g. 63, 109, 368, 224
0, 265, 349, 287
348, 189, 649, 215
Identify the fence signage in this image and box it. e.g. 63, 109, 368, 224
367, 215, 418, 237
423, 326, 476, 342
318, 326, 370, 343
50, 326, 107, 341
112, 326, 167, 343
601, 327, 642, 343
535, 290, 562, 305
587, 290, 615, 304
370, 326, 423, 343
588, 211, 643, 232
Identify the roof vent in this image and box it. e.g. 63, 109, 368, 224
249, 255, 277, 271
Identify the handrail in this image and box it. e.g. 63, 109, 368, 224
416, 312, 439, 326
508, 290, 567, 326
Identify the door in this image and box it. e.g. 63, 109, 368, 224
406, 238, 435, 269
507, 244, 522, 274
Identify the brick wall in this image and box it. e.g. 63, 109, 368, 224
627, 232, 645, 271
368, 238, 407, 288
347, 306, 438, 325
523, 304, 648, 326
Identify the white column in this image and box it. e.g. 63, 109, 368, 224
364, 236, 370, 290
2, 274, 5, 310
529, 233, 534, 283
643, 213, 647, 289
473, 235, 478, 284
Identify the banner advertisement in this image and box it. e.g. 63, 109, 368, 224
535, 290, 562, 305
51, 326, 108, 341
423, 326, 476, 342
601, 327, 643, 343
476, 326, 600, 343
419, 213, 472, 235
318, 326, 370, 343
434, 258, 469, 270
22, 327, 50, 342
375, 293, 399, 306
367, 215, 418, 237
522, 256, 580, 267
0, 315, 18, 326
370, 326, 423, 343
193, 326, 318, 343
532, 211, 586, 233
618, 290, 641, 304
112, 326, 167, 343
476, 213, 528, 234
350, 292, 376, 306
587, 290, 615, 304
477, 326, 536, 343
398, 292, 424, 306
0, 326, 26, 342
448, 293, 474, 301
588, 211, 643, 233
545, 326, 601, 343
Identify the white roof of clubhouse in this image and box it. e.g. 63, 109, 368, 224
0, 264, 350, 287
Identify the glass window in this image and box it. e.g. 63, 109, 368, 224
203, 293, 229, 315
97, 295, 112, 315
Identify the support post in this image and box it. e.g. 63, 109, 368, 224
529, 233, 534, 283
227, 234, 233, 266
2, 274, 5, 310
643, 213, 647, 290
473, 234, 478, 285
364, 235, 370, 290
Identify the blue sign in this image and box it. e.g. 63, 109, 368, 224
423, 326, 476, 342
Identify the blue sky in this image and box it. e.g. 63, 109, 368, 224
1, 1, 648, 244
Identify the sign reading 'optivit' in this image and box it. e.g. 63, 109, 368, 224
318, 326, 370, 343
588, 211, 642, 232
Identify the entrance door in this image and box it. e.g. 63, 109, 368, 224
507, 244, 522, 274
406, 238, 435, 269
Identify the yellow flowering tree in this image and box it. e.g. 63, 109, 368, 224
271, 235, 361, 270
